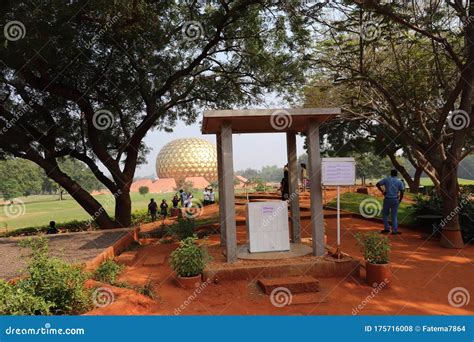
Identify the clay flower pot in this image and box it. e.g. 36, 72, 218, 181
176, 274, 202, 289
366, 263, 391, 288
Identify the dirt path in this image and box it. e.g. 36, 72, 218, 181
87, 212, 473, 316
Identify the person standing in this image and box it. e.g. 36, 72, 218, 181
280, 170, 289, 201
203, 188, 210, 206
187, 192, 193, 208
179, 189, 187, 208
148, 198, 158, 222
376, 170, 405, 235
172, 194, 179, 209
300, 163, 308, 192
209, 188, 215, 204
160, 199, 168, 223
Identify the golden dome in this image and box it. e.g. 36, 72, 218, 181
155, 138, 218, 182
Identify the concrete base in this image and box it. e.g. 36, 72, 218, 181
203, 254, 360, 282
237, 243, 312, 260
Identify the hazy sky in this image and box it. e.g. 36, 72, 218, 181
137, 119, 307, 178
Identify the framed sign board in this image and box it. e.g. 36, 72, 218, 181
322, 157, 356, 186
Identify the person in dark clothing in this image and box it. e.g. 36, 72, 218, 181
179, 189, 187, 207
280, 170, 289, 201
46, 221, 58, 234
160, 199, 168, 223
148, 198, 158, 221
172, 194, 179, 209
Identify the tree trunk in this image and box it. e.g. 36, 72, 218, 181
114, 189, 132, 228
411, 167, 422, 193
39, 160, 116, 229
438, 159, 464, 248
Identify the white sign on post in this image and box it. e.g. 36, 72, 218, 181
322, 157, 356, 186
321, 157, 356, 258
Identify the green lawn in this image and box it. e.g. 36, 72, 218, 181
0, 191, 197, 231
326, 192, 418, 227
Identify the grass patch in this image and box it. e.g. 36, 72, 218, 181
327, 192, 417, 227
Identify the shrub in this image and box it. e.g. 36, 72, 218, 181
169, 218, 195, 241
169, 236, 209, 277
356, 233, 390, 264
0, 219, 98, 238
0, 280, 51, 315
94, 259, 124, 285
18, 238, 91, 314
413, 189, 474, 242
131, 209, 153, 226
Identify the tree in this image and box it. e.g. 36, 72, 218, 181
308, 0, 473, 247
0, 1, 315, 228
0, 158, 43, 199
138, 186, 149, 197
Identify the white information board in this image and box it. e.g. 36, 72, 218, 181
246, 201, 290, 253
322, 157, 356, 186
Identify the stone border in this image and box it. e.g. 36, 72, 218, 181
83, 227, 140, 272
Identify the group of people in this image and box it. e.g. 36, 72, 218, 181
148, 188, 213, 222
280, 163, 309, 201
147, 198, 169, 223
203, 187, 215, 206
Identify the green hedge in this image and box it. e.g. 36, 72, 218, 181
1, 209, 160, 238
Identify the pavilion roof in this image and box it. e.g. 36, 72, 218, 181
201, 107, 341, 134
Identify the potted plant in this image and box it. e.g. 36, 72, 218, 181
169, 236, 208, 289
356, 232, 391, 288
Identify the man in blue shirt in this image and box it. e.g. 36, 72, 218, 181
376, 170, 405, 235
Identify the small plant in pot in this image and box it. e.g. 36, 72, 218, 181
169, 236, 209, 289
356, 232, 391, 288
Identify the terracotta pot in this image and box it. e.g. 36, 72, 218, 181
366, 262, 391, 288
175, 274, 202, 289
440, 229, 464, 249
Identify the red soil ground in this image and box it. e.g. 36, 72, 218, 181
86, 201, 473, 316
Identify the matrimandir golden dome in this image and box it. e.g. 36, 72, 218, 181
155, 138, 218, 182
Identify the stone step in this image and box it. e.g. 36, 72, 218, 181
257, 276, 320, 295
115, 251, 138, 266
142, 254, 166, 266
290, 292, 328, 305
